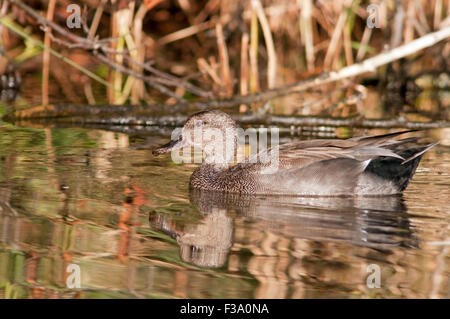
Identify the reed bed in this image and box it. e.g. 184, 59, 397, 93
0, 0, 448, 117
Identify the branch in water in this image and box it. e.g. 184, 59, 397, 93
5, 104, 450, 129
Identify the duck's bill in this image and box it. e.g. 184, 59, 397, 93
152, 136, 186, 155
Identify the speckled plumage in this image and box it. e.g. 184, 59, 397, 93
153, 110, 438, 196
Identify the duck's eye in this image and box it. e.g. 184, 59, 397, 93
195, 121, 203, 127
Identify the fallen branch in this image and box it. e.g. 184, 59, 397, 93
5, 104, 449, 130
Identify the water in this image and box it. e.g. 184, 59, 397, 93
0, 125, 448, 298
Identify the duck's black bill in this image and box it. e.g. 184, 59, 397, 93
153, 137, 185, 155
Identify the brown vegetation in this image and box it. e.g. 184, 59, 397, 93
0, 0, 449, 119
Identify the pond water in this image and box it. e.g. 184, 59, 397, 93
0, 124, 448, 298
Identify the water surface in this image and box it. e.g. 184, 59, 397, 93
0, 125, 448, 298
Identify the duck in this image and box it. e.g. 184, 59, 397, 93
153, 110, 438, 196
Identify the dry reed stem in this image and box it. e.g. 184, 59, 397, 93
113, 1, 135, 104
323, 0, 351, 70
49, 61, 82, 103
404, 1, 416, 43
314, 39, 331, 54
434, 0, 443, 29
343, 23, 353, 66
415, 0, 430, 32
215, 23, 232, 97
42, 0, 56, 106
300, 0, 315, 71
379, 0, 387, 29
143, 0, 166, 11
240, 32, 249, 112
197, 57, 221, 85
391, 1, 405, 48
440, 16, 450, 28
193, 0, 220, 24
84, 81, 96, 105
249, 9, 259, 93
356, 26, 372, 61
131, 2, 148, 104
312, 6, 332, 37
116, 73, 135, 104
108, 6, 118, 103
251, 0, 277, 89
0, 1, 9, 50
87, 0, 107, 41
332, 33, 343, 70
158, 20, 213, 45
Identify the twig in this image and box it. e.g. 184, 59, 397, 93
157, 20, 213, 45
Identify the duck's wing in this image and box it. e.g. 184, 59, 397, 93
233, 130, 435, 196
245, 132, 415, 172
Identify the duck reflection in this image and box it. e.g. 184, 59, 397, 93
149, 191, 417, 268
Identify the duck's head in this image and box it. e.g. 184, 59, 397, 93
153, 110, 239, 164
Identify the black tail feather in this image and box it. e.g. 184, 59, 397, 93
401, 142, 439, 164
365, 143, 437, 191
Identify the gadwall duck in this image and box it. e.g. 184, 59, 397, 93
153, 110, 438, 196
